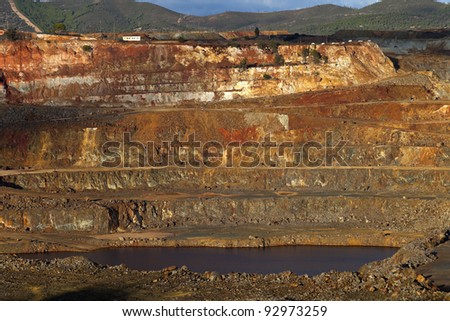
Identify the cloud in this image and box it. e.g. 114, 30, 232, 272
138, 0, 449, 16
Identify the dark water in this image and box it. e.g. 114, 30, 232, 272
20, 246, 397, 275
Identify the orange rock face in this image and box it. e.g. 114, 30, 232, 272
0, 39, 395, 106
3, 38, 448, 239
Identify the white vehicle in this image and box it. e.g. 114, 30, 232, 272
122, 36, 142, 42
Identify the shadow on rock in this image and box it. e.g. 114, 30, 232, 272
46, 286, 130, 301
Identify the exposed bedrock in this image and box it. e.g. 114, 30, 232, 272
2, 168, 450, 195
0, 192, 448, 235
1, 91, 449, 235
0, 39, 448, 238
0, 40, 395, 105
0, 91, 447, 171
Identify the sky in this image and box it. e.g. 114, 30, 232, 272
138, 0, 448, 16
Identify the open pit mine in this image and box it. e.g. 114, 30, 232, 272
0, 34, 449, 300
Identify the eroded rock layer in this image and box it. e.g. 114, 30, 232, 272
0, 40, 448, 243
0, 40, 394, 105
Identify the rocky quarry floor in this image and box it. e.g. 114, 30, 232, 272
0, 230, 449, 301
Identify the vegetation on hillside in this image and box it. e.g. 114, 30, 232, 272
0, 0, 33, 31
13, 0, 186, 33
11, 0, 450, 35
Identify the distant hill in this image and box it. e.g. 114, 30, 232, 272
181, 5, 356, 32
303, 0, 450, 34
360, 0, 445, 14
10, 0, 450, 34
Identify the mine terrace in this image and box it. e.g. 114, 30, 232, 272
0, 28, 449, 300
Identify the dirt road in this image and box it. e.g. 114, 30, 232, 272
8, 0, 42, 33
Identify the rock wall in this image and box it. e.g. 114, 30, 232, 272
0, 195, 111, 233
1, 38, 447, 237
2, 167, 450, 195
0, 39, 395, 105
0, 94, 446, 171
0, 191, 448, 233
